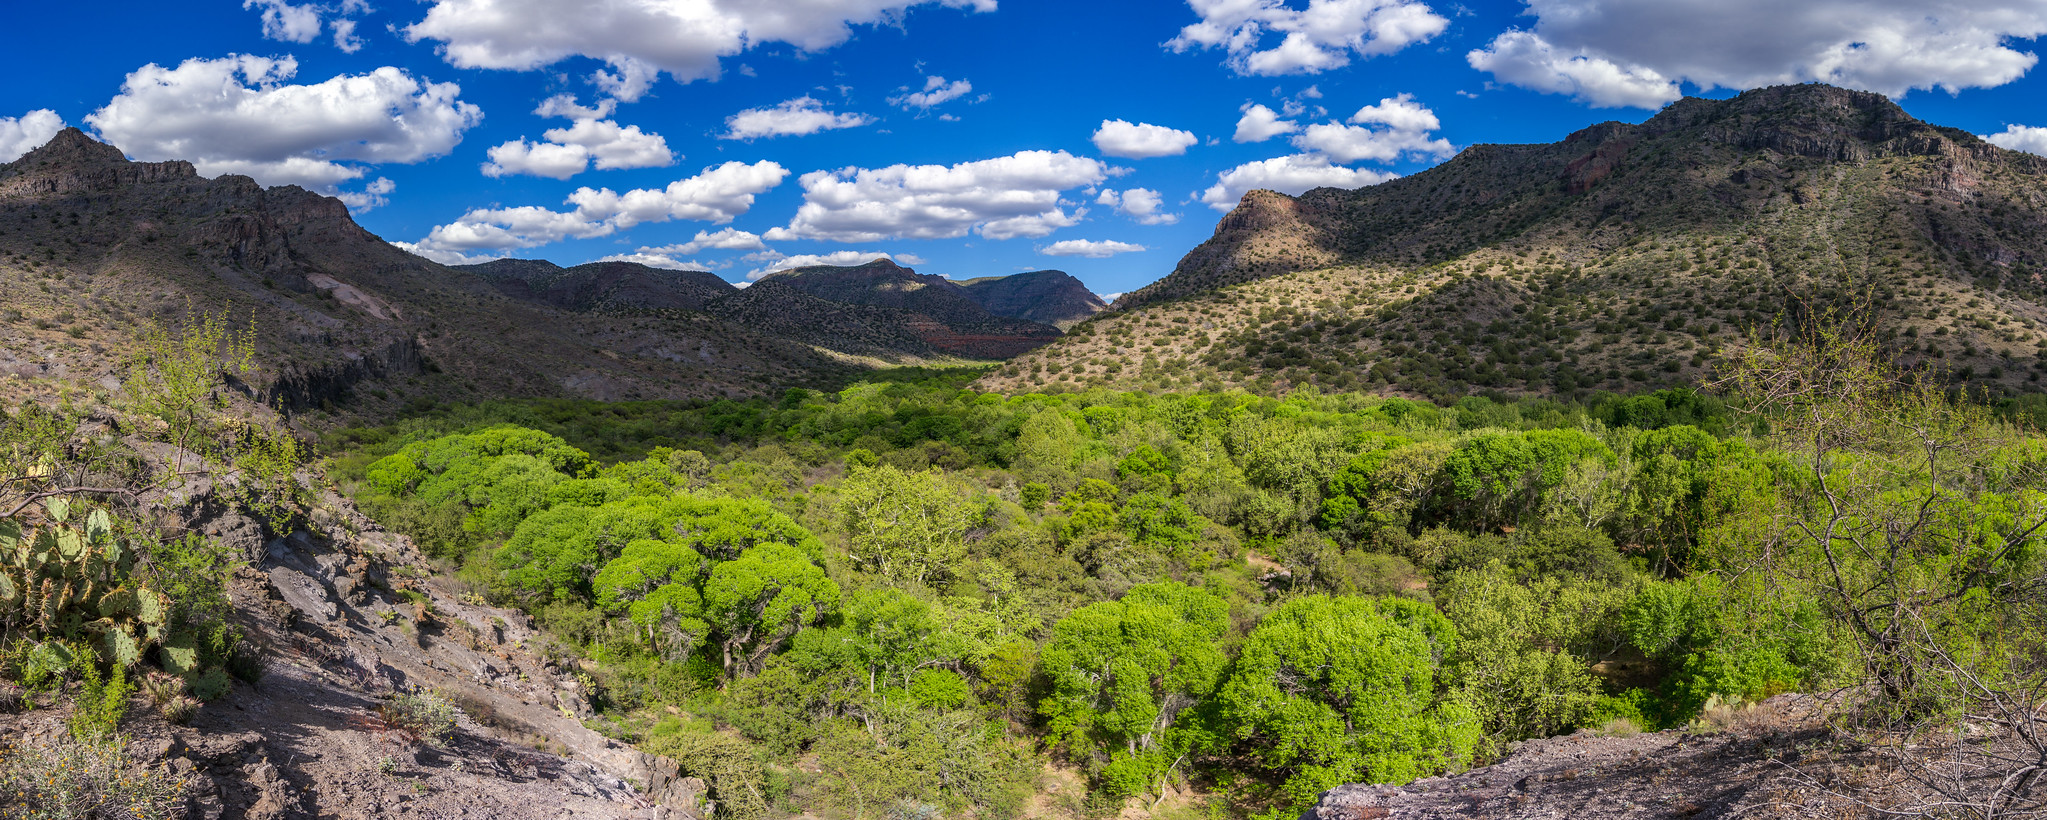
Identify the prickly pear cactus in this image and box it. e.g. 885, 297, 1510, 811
0, 501, 171, 667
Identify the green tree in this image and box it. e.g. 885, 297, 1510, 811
1719, 328, 2047, 728
704, 543, 840, 676
1435, 562, 1631, 744
1038, 582, 1230, 798
500, 495, 822, 605
836, 465, 978, 586
591, 538, 709, 659
1216, 595, 1479, 811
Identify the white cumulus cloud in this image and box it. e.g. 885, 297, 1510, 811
246, 0, 323, 43
410, 160, 788, 256
1040, 239, 1146, 258
1091, 119, 1198, 159
567, 160, 789, 228
1097, 188, 1180, 225
86, 55, 482, 190
1234, 103, 1299, 143
1168, 0, 1449, 76
0, 110, 66, 163
1467, 31, 1681, 109
722, 97, 874, 140
596, 252, 714, 271
1985, 125, 2047, 156
483, 94, 675, 179
647, 228, 769, 255
890, 75, 973, 110
1290, 93, 1454, 163
1200, 92, 1444, 210
334, 177, 395, 211
1198, 154, 1397, 211
246, 0, 373, 51
403, 0, 995, 94
765, 150, 1111, 243
1468, 0, 2047, 109
389, 241, 501, 266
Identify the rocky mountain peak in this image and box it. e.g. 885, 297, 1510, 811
0, 128, 197, 196
11, 127, 128, 168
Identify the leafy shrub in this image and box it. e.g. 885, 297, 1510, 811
377, 689, 460, 745
190, 668, 233, 702
1039, 582, 1229, 796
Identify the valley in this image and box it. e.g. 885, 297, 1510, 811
2, 84, 2045, 820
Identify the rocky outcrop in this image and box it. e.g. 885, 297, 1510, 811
0, 128, 197, 196
1299, 697, 1845, 820
261, 336, 428, 412
1116, 188, 1340, 310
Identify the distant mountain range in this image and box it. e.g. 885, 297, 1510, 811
982, 84, 2047, 400
0, 128, 1104, 414
459, 257, 1103, 361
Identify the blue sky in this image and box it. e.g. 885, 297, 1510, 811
4, 0, 2047, 298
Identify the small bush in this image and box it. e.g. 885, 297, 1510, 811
0, 735, 190, 819
225, 640, 268, 684
377, 689, 460, 745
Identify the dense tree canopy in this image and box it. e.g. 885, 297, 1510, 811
325, 354, 2047, 819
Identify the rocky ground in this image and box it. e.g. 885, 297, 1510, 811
1300, 694, 2045, 820
0, 460, 705, 819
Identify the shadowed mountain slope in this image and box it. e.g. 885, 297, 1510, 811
743, 259, 1065, 359
956, 269, 1107, 329
0, 129, 862, 413
462, 259, 736, 313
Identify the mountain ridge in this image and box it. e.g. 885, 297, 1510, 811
0, 128, 856, 412
459, 256, 1092, 361
981, 84, 2047, 399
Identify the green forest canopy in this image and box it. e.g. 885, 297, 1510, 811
327, 353, 2047, 820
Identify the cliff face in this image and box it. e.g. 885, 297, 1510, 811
982, 84, 2047, 399
0, 129, 856, 412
